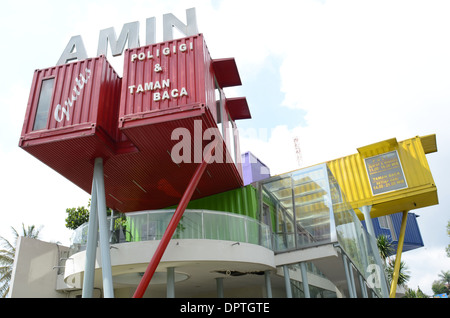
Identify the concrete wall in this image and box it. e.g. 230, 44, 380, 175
9, 236, 70, 298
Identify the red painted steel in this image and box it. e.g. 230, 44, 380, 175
120, 34, 218, 126
227, 97, 251, 120
20, 56, 122, 148
211, 58, 242, 88
132, 139, 218, 298
19, 35, 248, 213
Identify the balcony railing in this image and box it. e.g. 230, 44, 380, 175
70, 209, 272, 254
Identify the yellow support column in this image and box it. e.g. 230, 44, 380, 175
389, 211, 408, 298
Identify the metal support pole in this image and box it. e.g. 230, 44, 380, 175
283, 265, 292, 298
167, 267, 175, 298
348, 262, 357, 298
390, 210, 408, 298
359, 274, 368, 298
216, 278, 224, 298
300, 262, 310, 298
133, 141, 217, 298
343, 254, 355, 298
82, 157, 114, 298
109, 210, 115, 243
361, 205, 390, 298
94, 158, 114, 298
264, 271, 272, 298
82, 178, 99, 298
361, 205, 375, 238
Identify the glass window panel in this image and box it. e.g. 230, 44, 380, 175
33, 78, 54, 131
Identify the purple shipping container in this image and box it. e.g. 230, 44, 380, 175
241, 152, 271, 185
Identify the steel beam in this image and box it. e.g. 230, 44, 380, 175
133, 141, 217, 298
389, 211, 408, 298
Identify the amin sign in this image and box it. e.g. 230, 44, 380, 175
57, 8, 198, 65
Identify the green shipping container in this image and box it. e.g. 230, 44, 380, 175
167, 185, 259, 220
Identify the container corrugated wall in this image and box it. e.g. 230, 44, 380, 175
119, 34, 217, 127
168, 185, 258, 220
363, 212, 424, 252
327, 136, 438, 218
20, 56, 121, 147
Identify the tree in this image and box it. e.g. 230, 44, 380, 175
376, 234, 410, 290
65, 199, 113, 230
431, 270, 450, 296
403, 286, 428, 298
65, 205, 90, 230
386, 258, 410, 287
376, 234, 394, 263
0, 224, 42, 298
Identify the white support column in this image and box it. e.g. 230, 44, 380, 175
359, 274, 368, 298
82, 158, 114, 298
283, 265, 292, 298
264, 271, 272, 298
216, 277, 224, 298
167, 267, 175, 298
94, 158, 114, 298
82, 178, 98, 298
348, 261, 357, 298
361, 205, 375, 237
361, 205, 390, 298
343, 254, 356, 298
300, 262, 310, 298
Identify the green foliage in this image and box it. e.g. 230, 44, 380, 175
376, 234, 394, 262
65, 206, 90, 230
431, 270, 450, 296
403, 287, 429, 298
386, 258, 410, 287
376, 234, 411, 290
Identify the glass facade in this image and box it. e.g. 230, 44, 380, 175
69, 163, 388, 298
259, 163, 388, 297
262, 164, 336, 251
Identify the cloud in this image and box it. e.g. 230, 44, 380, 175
402, 247, 450, 295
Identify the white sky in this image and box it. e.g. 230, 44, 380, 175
0, 0, 449, 295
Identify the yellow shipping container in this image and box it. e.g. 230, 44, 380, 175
327, 134, 438, 220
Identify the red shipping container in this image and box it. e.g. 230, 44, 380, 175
119, 34, 214, 125
20, 56, 122, 149
19, 56, 127, 195
18, 36, 251, 213
110, 34, 250, 211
